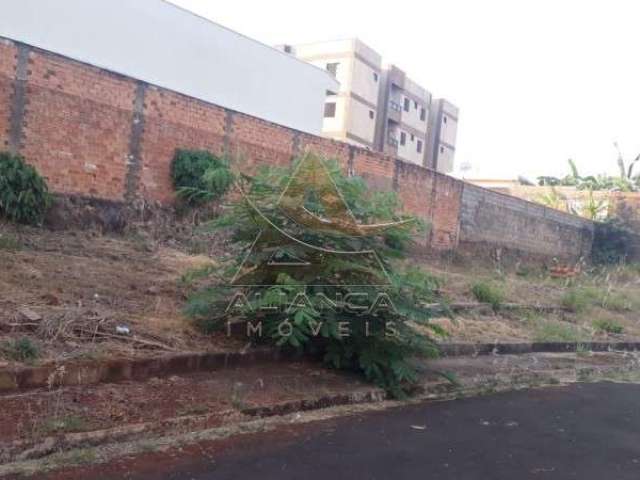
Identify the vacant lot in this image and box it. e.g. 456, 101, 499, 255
1, 223, 639, 366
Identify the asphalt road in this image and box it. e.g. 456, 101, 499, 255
35, 382, 640, 480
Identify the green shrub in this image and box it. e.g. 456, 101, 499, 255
2, 337, 39, 362
471, 281, 504, 309
592, 319, 624, 334
170, 149, 234, 206
592, 219, 636, 265
186, 153, 442, 398
0, 152, 51, 225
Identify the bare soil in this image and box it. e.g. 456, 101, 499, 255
0, 224, 243, 366
0, 360, 369, 446
1, 223, 640, 367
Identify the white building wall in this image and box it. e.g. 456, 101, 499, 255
347, 99, 377, 144
351, 58, 380, 105
400, 97, 429, 133
0, 0, 337, 134
440, 114, 458, 146
322, 96, 348, 136
397, 128, 427, 165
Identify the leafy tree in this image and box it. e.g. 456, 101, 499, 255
534, 145, 640, 193
186, 153, 443, 397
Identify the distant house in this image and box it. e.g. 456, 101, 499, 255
0, 0, 338, 134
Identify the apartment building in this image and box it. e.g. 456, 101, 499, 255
282, 38, 458, 172
374, 65, 432, 166
426, 99, 459, 172
285, 39, 382, 148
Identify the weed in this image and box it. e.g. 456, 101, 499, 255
177, 404, 210, 416
1, 337, 39, 362
592, 318, 624, 334
561, 287, 599, 313
0, 233, 20, 251
42, 415, 88, 434
66, 448, 98, 465
534, 320, 586, 342
471, 281, 504, 310
601, 292, 632, 312
230, 382, 247, 410
179, 264, 217, 287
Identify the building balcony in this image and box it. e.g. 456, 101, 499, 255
388, 100, 402, 122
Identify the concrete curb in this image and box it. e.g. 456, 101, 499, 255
439, 342, 640, 357
0, 349, 282, 392
2, 355, 637, 468
2, 342, 640, 393
1, 389, 386, 464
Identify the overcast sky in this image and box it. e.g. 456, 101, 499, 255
171, 0, 639, 180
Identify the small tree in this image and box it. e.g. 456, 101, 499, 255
186, 153, 443, 397
170, 149, 234, 206
0, 152, 51, 225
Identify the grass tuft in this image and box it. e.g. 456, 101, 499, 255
592, 318, 624, 334
471, 281, 504, 310
1, 337, 39, 362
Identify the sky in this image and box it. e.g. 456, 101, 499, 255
170, 0, 639, 180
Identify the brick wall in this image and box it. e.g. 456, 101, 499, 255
141, 86, 228, 203
0, 39, 15, 150
0, 37, 595, 260
21, 48, 135, 200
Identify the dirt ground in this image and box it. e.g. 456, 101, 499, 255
1, 223, 640, 366
0, 360, 371, 448
0, 224, 243, 365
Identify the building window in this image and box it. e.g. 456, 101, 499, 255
324, 102, 336, 118
326, 62, 339, 76
417, 140, 423, 153
369, 110, 375, 120
410, 134, 415, 141
440, 146, 444, 154
443, 116, 448, 124
403, 98, 410, 112
373, 72, 379, 82
400, 132, 406, 146
420, 108, 426, 121
414, 100, 418, 109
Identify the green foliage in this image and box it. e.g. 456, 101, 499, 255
536, 148, 640, 193
537, 186, 568, 211
1, 337, 39, 362
592, 318, 624, 334
42, 415, 88, 434
0, 233, 21, 251
0, 152, 51, 225
179, 264, 218, 287
170, 149, 234, 205
471, 281, 504, 310
187, 154, 441, 397
561, 287, 599, 313
592, 219, 636, 265
534, 320, 584, 343
562, 285, 633, 314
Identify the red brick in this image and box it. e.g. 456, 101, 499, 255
141, 87, 227, 203
0, 39, 16, 149
21, 50, 135, 201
